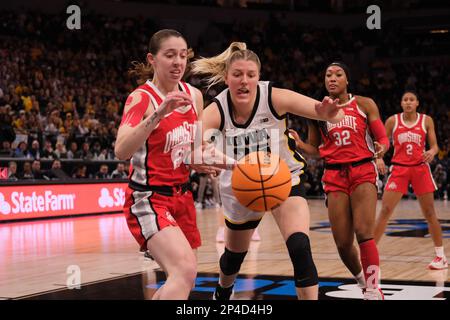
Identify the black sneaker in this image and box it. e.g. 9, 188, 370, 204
213, 283, 234, 300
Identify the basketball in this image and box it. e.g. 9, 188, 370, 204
231, 151, 292, 212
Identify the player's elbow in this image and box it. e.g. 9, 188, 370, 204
114, 143, 129, 161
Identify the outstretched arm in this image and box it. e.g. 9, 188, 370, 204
271, 87, 345, 124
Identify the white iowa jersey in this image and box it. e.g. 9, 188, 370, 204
213, 81, 307, 219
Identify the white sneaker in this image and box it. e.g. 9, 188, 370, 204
428, 256, 448, 270
363, 288, 384, 300
251, 228, 261, 241
216, 227, 225, 242
194, 202, 203, 210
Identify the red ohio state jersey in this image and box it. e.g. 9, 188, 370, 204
128, 81, 198, 186
391, 113, 427, 166
318, 95, 375, 164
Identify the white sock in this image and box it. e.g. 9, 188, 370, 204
354, 271, 366, 288
218, 280, 234, 289
435, 246, 445, 258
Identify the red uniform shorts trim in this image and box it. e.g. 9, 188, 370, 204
123, 187, 201, 251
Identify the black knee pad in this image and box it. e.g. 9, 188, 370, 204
219, 247, 247, 276
286, 232, 319, 288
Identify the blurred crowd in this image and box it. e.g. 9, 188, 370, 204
0, 9, 449, 200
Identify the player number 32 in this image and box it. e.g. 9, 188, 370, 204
333, 130, 351, 146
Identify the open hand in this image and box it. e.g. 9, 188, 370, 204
157, 91, 193, 118
188, 164, 222, 176
422, 150, 435, 163
374, 141, 386, 158
315, 96, 349, 123
375, 158, 387, 175
288, 129, 304, 149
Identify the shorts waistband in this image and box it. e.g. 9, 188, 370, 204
324, 157, 374, 170
390, 162, 423, 167
129, 180, 189, 196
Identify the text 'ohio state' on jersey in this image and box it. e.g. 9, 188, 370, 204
129, 80, 198, 187
318, 96, 375, 164
391, 113, 427, 166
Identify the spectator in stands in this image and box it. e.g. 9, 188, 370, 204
31, 159, 46, 179
20, 161, 34, 179
434, 164, 447, 200
42, 139, 57, 159
69, 118, 89, 146
14, 141, 28, 158
66, 141, 81, 159
12, 110, 27, 134
44, 159, 69, 180
44, 110, 63, 144
91, 141, 102, 159
111, 162, 127, 179
96, 149, 109, 161
0, 113, 16, 145
72, 164, 88, 179
0, 141, 14, 157
7, 161, 19, 181
54, 142, 68, 159
27, 140, 42, 160
80, 142, 94, 160
95, 164, 110, 179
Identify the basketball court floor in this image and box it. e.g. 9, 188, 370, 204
0, 199, 449, 300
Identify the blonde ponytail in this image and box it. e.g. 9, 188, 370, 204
191, 42, 260, 88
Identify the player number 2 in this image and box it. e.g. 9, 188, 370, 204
406, 144, 413, 156
333, 130, 351, 146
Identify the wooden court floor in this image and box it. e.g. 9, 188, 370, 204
0, 199, 448, 299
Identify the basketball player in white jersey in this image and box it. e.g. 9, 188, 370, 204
191, 42, 347, 300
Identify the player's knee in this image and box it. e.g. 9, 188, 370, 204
355, 229, 373, 242
177, 261, 197, 288
353, 222, 373, 240
286, 232, 318, 288
380, 204, 394, 216
172, 254, 197, 288
335, 240, 354, 254
219, 247, 247, 276
422, 208, 436, 220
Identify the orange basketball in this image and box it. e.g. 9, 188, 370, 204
231, 151, 292, 212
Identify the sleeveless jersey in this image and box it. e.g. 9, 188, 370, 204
391, 113, 427, 166
318, 95, 375, 164
129, 80, 197, 186
213, 81, 307, 193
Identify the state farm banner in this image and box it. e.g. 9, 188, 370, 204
0, 182, 127, 222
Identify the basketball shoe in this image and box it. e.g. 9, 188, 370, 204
363, 288, 384, 300
213, 283, 234, 300
428, 256, 448, 270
